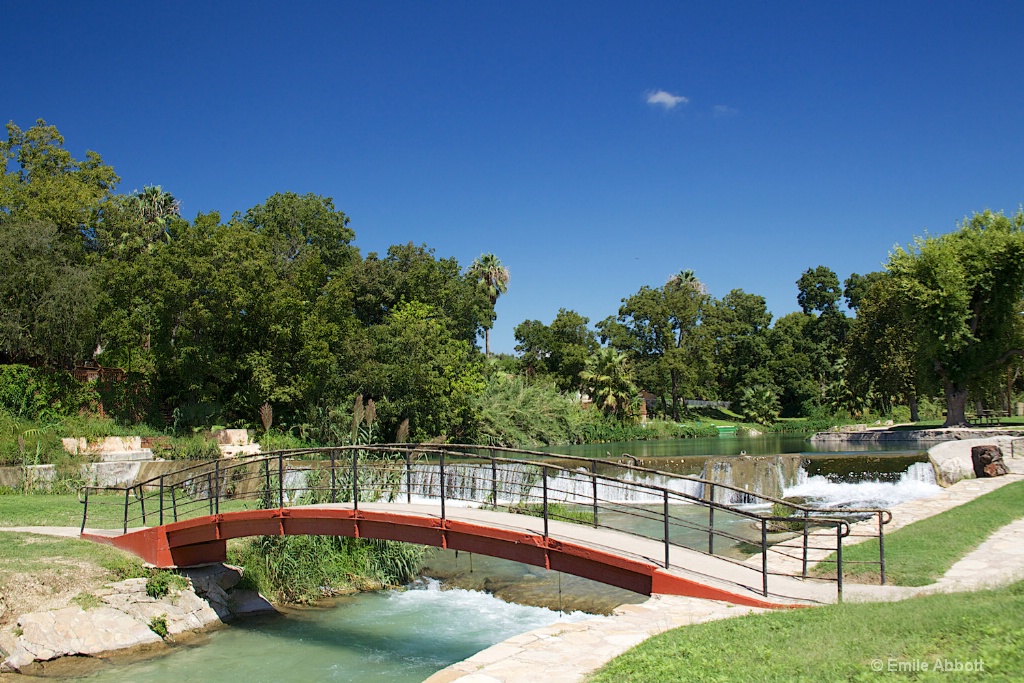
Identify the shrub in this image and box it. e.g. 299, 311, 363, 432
148, 615, 169, 639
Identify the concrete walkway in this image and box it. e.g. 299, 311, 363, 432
425, 462, 1024, 683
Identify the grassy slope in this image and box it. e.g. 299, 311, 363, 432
819, 479, 1024, 586
589, 581, 1024, 682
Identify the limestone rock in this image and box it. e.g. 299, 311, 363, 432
971, 445, 1009, 478
5, 606, 162, 670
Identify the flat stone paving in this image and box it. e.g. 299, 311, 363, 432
425, 458, 1024, 683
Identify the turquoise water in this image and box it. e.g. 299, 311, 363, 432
70, 581, 593, 683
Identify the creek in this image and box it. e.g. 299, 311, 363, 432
60, 433, 940, 682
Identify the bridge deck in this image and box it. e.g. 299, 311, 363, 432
83, 502, 839, 608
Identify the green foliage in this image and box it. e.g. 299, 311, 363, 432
514, 308, 598, 392
599, 272, 712, 421
886, 208, 1024, 425
0, 365, 96, 421
147, 615, 169, 639
231, 534, 424, 604
102, 554, 150, 581
0, 119, 119, 240
468, 253, 510, 356
796, 265, 842, 315
580, 347, 637, 417
359, 301, 484, 441
703, 289, 773, 404
738, 385, 780, 426
145, 570, 189, 599
473, 373, 585, 446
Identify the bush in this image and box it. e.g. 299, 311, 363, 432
0, 365, 97, 421
148, 615, 169, 639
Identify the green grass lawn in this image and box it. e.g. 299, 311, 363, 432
0, 531, 141, 574
816, 479, 1024, 586
589, 580, 1024, 682
0, 492, 261, 530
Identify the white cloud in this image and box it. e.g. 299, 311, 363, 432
713, 104, 738, 117
646, 90, 688, 109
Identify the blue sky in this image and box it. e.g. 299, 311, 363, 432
6, 1, 1023, 354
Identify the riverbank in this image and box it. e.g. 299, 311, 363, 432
0, 560, 274, 674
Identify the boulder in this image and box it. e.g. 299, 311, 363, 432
971, 445, 1009, 478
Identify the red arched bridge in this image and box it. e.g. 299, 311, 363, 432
78, 445, 891, 609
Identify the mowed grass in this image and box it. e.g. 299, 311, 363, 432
0, 493, 261, 530
0, 531, 140, 574
589, 580, 1024, 683
816, 479, 1024, 586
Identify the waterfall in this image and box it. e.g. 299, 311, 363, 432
783, 460, 941, 509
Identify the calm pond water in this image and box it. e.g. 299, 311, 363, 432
59, 434, 937, 682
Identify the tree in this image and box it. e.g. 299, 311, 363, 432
846, 273, 921, 420
349, 243, 490, 346
797, 265, 842, 315
0, 220, 97, 367
767, 312, 821, 416
738, 385, 780, 426
513, 308, 598, 391
887, 208, 1024, 426
0, 119, 118, 245
703, 289, 773, 402
599, 271, 712, 420
468, 253, 510, 356
580, 347, 637, 416
358, 301, 483, 440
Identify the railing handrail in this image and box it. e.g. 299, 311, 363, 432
86, 443, 892, 519
80, 443, 890, 602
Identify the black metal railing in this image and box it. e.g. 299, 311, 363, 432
80, 444, 891, 602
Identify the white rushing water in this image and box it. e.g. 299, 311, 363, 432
782, 461, 941, 509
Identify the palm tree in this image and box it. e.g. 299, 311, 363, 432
666, 269, 708, 295
580, 347, 637, 416
468, 253, 510, 356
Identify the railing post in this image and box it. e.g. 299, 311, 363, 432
139, 485, 147, 526
802, 510, 810, 578
439, 451, 446, 520
207, 472, 213, 515
159, 476, 165, 526
214, 459, 220, 515
331, 451, 337, 504
406, 450, 413, 505
171, 486, 178, 522
591, 459, 599, 528
708, 483, 715, 555
761, 517, 768, 597
878, 512, 886, 585
278, 454, 284, 507
542, 465, 549, 538
491, 456, 498, 511
81, 487, 89, 534
837, 523, 844, 602
663, 489, 670, 569
352, 448, 359, 511
123, 487, 129, 534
